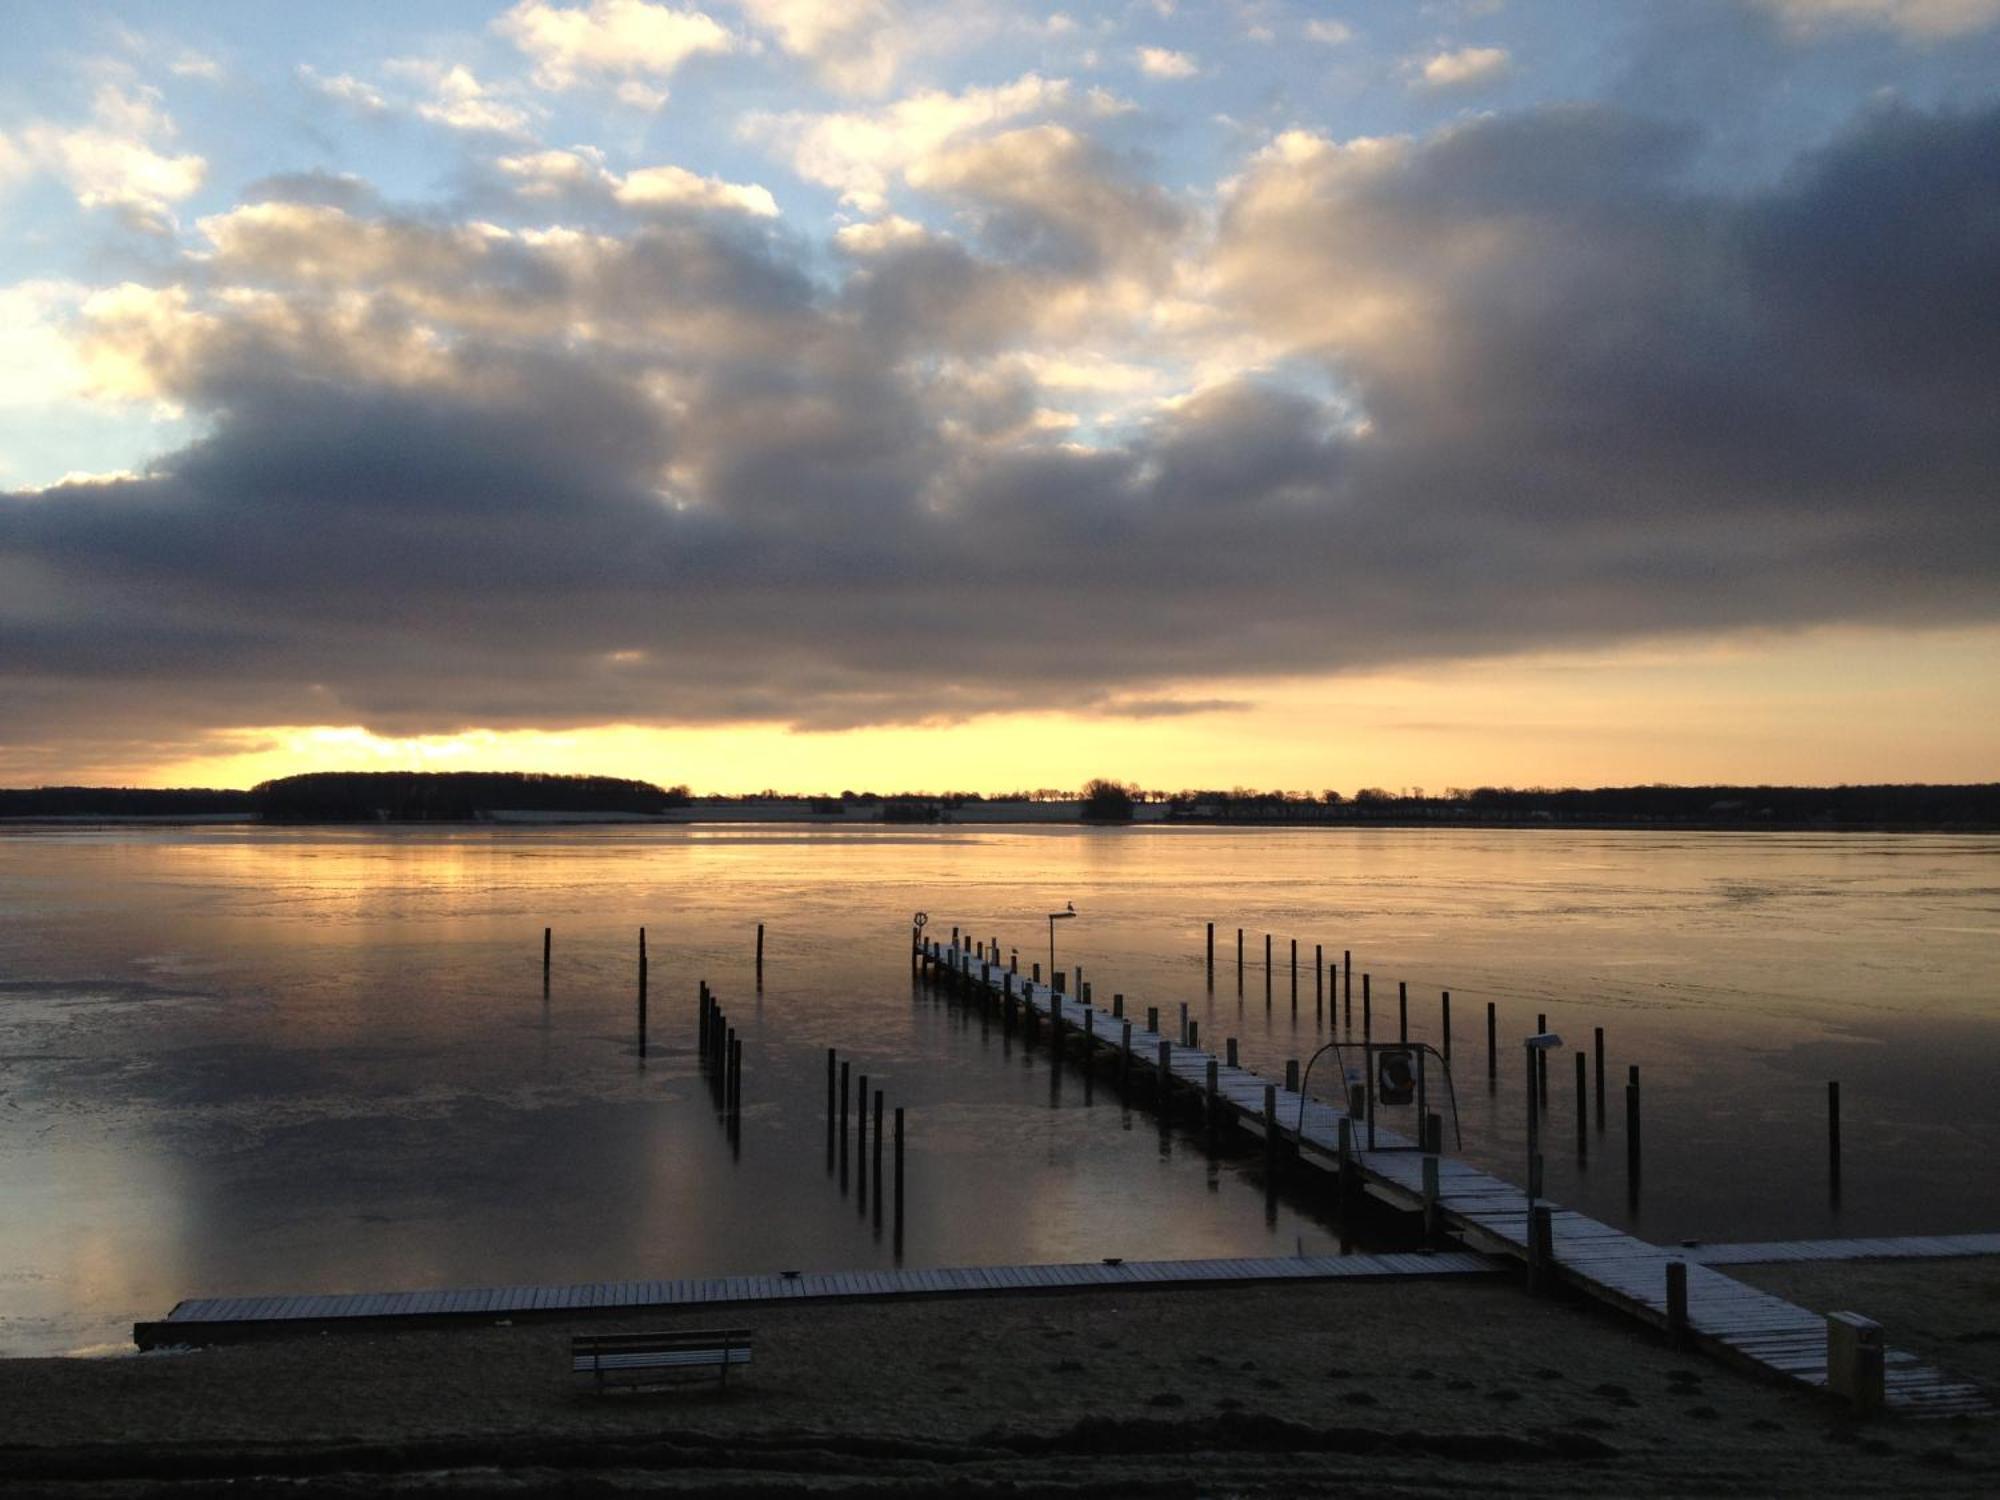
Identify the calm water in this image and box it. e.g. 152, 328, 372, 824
0, 824, 1996, 1356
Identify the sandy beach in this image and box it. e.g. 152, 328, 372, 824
1, 1265, 1992, 1496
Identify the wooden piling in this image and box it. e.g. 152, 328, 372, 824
1530, 1205, 1555, 1294
1226, 1037, 1238, 1067
1206, 922, 1214, 983
1147, 1005, 1159, 1034
1205, 1057, 1219, 1135
1112, 993, 1124, 1019
894, 1106, 905, 1236
1343, 951, 1353, 1030
826, 1048, 836, 1155
1290, 938, 1297, 1010
1157, 1040, 1172, 1103
1536, 1013, 1549, 1107
1666, 1260, 1689, 1348
1315, 944, 1323, 1015
542, 927, 551, 988
1120, 1021, 1132, 1093
1179, 1002, 1189, 1045
1626, 1065, 1642, 1202
1262, 1084, 1278, 1169
1236, 928, 1244, 988
755, 922, 764, 980
637, 928, 648, 1058
872, 1090, 884, 1225
1487, 1001, 1497, 1085
1575, 1052, 1587, 1161
1362, 980, 1374, 1148
840, 1060, 850, 1174
1441, 991, 1451, 1061
1264, 933, 1272, 1004
1398, 981, 1407, 1043
1285, 1058, 1300, 1092
857, 1072, 869, 1198
1594, 1026, 1606, 1129
1188, 1019, 1199, 1049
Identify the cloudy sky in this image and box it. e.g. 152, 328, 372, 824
2, 0, 1997, 792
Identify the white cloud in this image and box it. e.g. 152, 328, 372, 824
21, 85, 205, 224
741, 72, 1069, 211
498, 0, 736, 95
1304, 20, 1354, 45
1414, 45, 1511, 90
168, 49, 224, 81
1136, 46, 1199, 79
393, 62, 535, 135
0, 281, 92, 407
832, 214, 930, 254
617, 162, 778, 214
299, 65, 388, 113
1761, 0, 2000, 36
737, 0, 905, 94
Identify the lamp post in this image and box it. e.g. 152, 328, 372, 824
1524, 1031, 1563, 1210
1048, 904, 1076, 980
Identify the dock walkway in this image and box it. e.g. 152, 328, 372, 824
925, 937, 1991, 1418
136, 1251, 1493, 1348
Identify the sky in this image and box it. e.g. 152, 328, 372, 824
1, 0, 1997, 793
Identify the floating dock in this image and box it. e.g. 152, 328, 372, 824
920, 935, 1992, 1419
135, 1251, 1494, 1348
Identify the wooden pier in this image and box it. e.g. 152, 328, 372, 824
135, 1251, 1493, 1349
920, 935, 1992, 1418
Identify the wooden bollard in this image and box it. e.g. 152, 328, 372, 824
1626, 1065, 1642, 1201
894, 1106, 905, 1236
1206, 921, 1214, 982
1188, 1019, 1199, 1048
1315, 944, 1323, 1014
1179, 1002, 1189, 1045
1575, 1052, 1588, 1161
755, 921, 764, 979
723, 1027, 736, 1106
698, 983, 709, 1052
1362, 980, 1374, 1146
857, 1072, 869, 1197
1289, 937, 1297, 1010
542, 926, 551, 987
1120, 1020, 1132, 1092
1665, 1260, 1689, 1349
1010, 950, 1018, 974
1828, 1080, 1842, 1197
840, 1060, 850, 1174
1343, 951, 1352, 1028
1112, 993, 1124, 1019
1424, 1110, 1442, 1154
1157, 1039, 1172, 1100
1536, 1013, 1549, 1106
1226, 1037, 1238, 1067
1285, 1058, 1300, 1092
1441, 991, 1451, 1060
1264, 933, 1273, 1003
1487, 1001, 1497, 1085
1827, 1312, 1885, 1415
1236, 927, 1244, 987
1052, 970, 1066, 996
872, 1090, 884, 1224
1147, 1005, 1159, 1034
637, 928, 649, 1058
1594, 1027, 1606, 1129
1398, 980, 1407, 1043
826, 1048, 837, 1154
1032, 962, 1041, 983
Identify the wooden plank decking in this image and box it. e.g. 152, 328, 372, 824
926, 938, 1993, 1419
1678, 1234, 2000, 1266
136, 1250, 1495, 1348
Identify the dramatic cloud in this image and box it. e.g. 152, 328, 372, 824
5, 99, 1997, 755
17, 84, 205, 225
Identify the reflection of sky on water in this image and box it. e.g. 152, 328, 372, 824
0, 825, 1995, 1355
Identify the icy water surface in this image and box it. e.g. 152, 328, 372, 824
0, 824, 1995, 1354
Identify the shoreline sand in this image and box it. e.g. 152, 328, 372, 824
3, 1267, 1993, 1495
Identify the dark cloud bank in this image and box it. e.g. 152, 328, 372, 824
3, 101, 1997, 756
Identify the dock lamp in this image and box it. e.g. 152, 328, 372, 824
1048, 903, 1076, 980
1524, 1032, 1563, 1210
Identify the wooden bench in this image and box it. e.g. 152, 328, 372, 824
571, 1328, 753, 1392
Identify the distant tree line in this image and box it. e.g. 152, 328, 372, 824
0, 786, 255, 817
251, 772, 689, 822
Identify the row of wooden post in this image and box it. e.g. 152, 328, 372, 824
824, 1046, 905, 1245
696, 980, 742, 1139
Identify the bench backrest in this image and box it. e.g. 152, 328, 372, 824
573, 1327, 753, 1355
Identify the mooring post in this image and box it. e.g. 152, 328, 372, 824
1626, 1065, 1642, 1203
1441, 991, 1451, 1061
542, 926, 551, 989
1536, 1013, 1549, 1107
1398, 981, 1407, 1043
872, 1090, 885, 1225
1666, 1260, 1689, 1349
1263, 1084, 1279, 1170
1264, 933, 1273, 1005
1315, 944, 1324, 1016
637, 927, 649, 1058
894, 1106, 905, 1238
1576, 1052, 1588, 1161
1179, 1002, 1189, 1046
840, 1060, 850, 1176
1343, 951, 1352, 1029
730, 1035, 742, 1124
1487, 1002, 1497, 1087
1827, 1311, 1885, 1415
1206, 922, 1215, 984
1112, 993, 1124, 1019
826, 1048, 836, 1156
1189, 1019, 1199, 1049
755, 921, 764, 981
857, 1072, 869, 1198
698, 981, 709, 1052
1829, 1080, 1842, 1199
1529, 1205, 1555, 1294
1236, 927, 1244, 988
1290, 938, 1297, 1010
1205, 1057, 1219, 1136
1363, 979, 1375, 1150
1120, 1020, 1132, 1093
1594, 1026, 1606, 1129
1285, 1058, 1300, 1092
723, 1027, 736, 1107
1147, 1005, 1159, 1034
1157, 1039, 1173, 1103
1227, 1037, 1238, 1067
